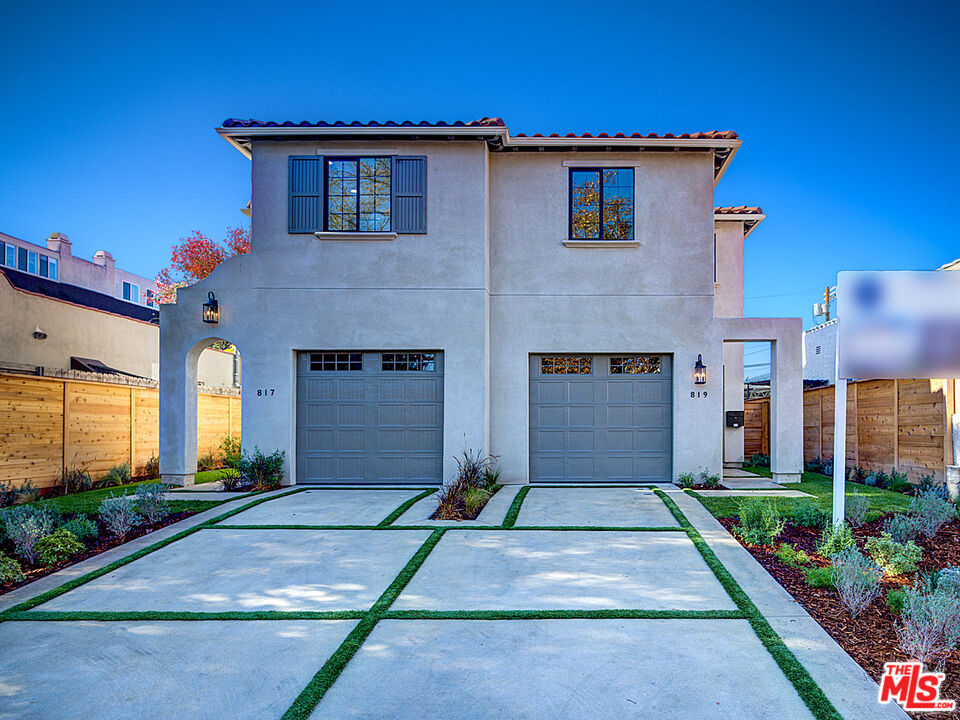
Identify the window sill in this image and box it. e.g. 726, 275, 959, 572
562, 239, 640, 248
314, 231, 398, 241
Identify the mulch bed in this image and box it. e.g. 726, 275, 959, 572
684, 483, 723, 491
0, 510, 203, 598
430, 485, 500, 521
718, 515, 960, 718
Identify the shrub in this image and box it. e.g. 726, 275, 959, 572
774, 543, 812, 568
98, 495, 142, 537
13, 481, 40, 505
55, 466, 93, 496
219, 468, 248, 492
699, 470, 721, 489
141, 456, 160, 479
237, 447, 285, 490
883, 512, 922, 544
910, 488, 956, 539
676, 472, 696, 489
463, 487, 491, 516
98, 463, 131, 488
792, 499, 828, 529
805, 457, 828, 475
816, 522, 855, 557
803, 565, 835, 588
0, 554, 24, 584
849, 465, 867, 484
60, 516, 98, 545
483, 467, 501, 491
35, 528, 84, 566
453, 449, 497, 488
219, 436, 242, 468
134, 483, 170, 523
196, 453, 218, 472
874, 470, 890, 489
897, 582, 960, 668
865, 533, 922, 576
733, 499, 784, 545
831, 546, 882, 617
434, 478, 468, 520
0, 480, 16, 509
916, 474, 938, 494
940, 567, 960, 596
1, 504, 57, 563
887, 588, 906, 614
749, 453, 770, 468
863, 474, 877, 487
887, 469, 911, 494
844, 489, 870, 528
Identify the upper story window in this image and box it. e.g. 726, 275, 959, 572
289, 155, 427, 235
326, 157, 392, 232
145, 288, 155, 307
122, 281, 139, 303
1, 242, 58, 279
569, 168, 634, 240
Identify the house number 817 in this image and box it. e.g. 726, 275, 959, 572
256, 388, 275, 396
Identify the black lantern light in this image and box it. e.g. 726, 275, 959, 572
202, 291, 219, 324
694, 354, 707, 384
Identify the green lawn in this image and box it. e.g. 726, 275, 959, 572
696, 466, 913, 521
35, 479, 228, 518
194, 468, 232, 484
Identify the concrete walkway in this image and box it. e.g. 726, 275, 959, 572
0, 485, 906, 719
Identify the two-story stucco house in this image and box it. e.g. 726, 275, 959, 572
159, 117, 802, 487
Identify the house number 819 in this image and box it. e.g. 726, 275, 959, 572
690, 391, 708, 398
256, 388, 275, 396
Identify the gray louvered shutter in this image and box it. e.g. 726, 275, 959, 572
289, 156, 322, 233
392, 156, 427, 233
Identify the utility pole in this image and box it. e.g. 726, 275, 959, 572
824, 286, 831, 322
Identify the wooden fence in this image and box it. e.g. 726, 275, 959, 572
744, 379, 956, 481
0, 371, 240, 489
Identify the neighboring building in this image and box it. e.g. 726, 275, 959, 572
0, 231, 160, 307
159, 117, 802, 486
0, 231, 238, 386
802, 319, 837, 384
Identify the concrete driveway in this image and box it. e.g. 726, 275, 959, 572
0, 486, 907, 720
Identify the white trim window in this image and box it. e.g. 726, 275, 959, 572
122, 281, 140, 303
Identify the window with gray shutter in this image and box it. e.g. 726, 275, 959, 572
392, 156, 427, 233
289, 156, 323, 233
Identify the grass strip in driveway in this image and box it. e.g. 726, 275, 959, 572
653, 489, 842, 720
377, 489, 437, 527
380, 609, 746, 620
0, 488, 307, 616
281, 528, 447, 720
2, 610, 367, 622
501, 486, 529, 528
203, 523, 686, 532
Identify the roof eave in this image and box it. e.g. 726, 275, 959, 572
714, 212, 766, 239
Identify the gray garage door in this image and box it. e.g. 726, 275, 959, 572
296, 351, 443, 484
529, 354, 672, 483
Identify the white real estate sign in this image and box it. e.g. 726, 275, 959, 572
832, 271, 960, 523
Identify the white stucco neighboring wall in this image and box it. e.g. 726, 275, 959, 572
803, 320, 837, 384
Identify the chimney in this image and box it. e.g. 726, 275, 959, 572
92, 250, 115, 271
47, 232, 71, 256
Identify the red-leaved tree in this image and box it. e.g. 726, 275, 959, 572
155, 227, 250, 303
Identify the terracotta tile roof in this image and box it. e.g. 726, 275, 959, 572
715, 206, 763, 215
514, 130, 737, 139
222, 117, 506, 128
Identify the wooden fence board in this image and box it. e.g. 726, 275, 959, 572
744, 378, 949, 481
0, 372, 240, 488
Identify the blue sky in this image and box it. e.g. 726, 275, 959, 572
2, 0, 957, 340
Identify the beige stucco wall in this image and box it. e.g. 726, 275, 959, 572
714, 220, 747, 464
0, 276, 160, 378
197, 346, 241, 388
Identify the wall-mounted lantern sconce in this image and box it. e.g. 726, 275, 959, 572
694, 354, 707, 384
202, 292, 219, 324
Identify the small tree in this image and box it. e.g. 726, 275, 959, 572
155, 227, 250, 303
